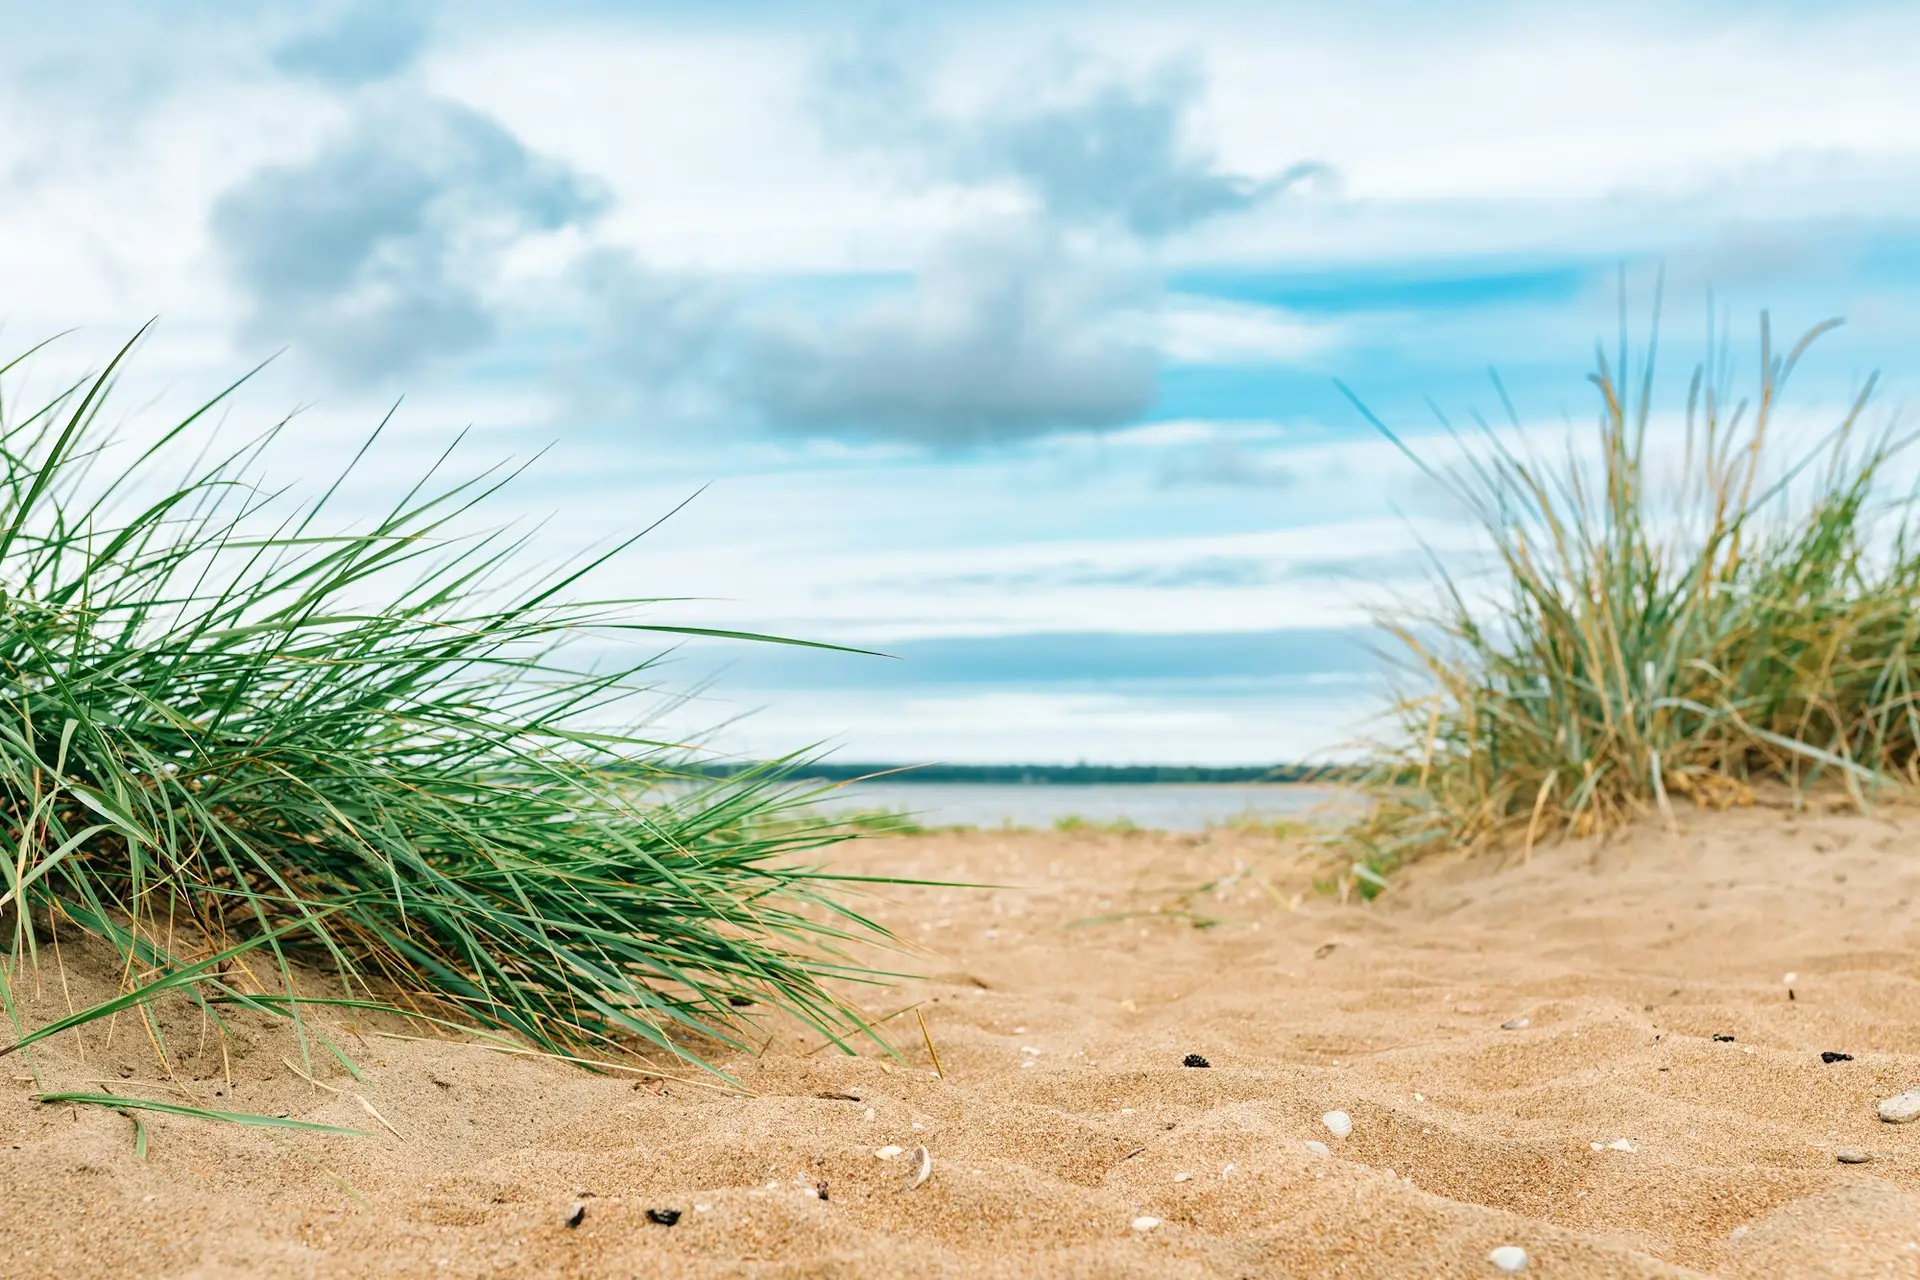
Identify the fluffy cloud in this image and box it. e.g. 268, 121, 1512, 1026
742, 225, 1158, 445
211, 95, 606, 380
746, 30, 1330, 444
959, 57, 1328, 238
814, 34, 1327, 238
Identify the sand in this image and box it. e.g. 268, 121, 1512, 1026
2, 806, 1918, 1278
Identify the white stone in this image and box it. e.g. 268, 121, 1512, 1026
1303, 1140, 1330, 1157
1878, 1088, 1920, 1124
1322, 1110, 1353, 1139
1501, 1017, 1530, 1030
1489, 1245, 1529, 1272
875, 1145, 904, 1159
1131, 1216, 1162, 1232
1173, 1171, 1192, 1182
1607, 1138, 1636, 1152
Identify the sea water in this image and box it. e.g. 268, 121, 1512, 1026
788, 781, 1351, 832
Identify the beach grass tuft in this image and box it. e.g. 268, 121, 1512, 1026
1344, 303, 1920, 879
0, 330, 901, 1094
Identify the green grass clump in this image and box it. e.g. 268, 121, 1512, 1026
0, 330, 895, 1088
1344, 307, 1920, 875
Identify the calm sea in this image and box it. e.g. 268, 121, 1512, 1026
784, 781, 1353, 832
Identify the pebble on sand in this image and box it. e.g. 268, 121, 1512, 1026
1304, 1140, 1330, 1157
1836, 1149, 1873, 1164
1488, 1244, 1529, 1272
1322, 1111, 1353, 1139
1879, 1088, 1920, 1124
1500, 1017, 1530, 1030
562, 1203, 586, 1229
1182, 1053, 1210, 1068
1131, 1216, 1162, 1232
646, 1208, 681, 1226
875, 1145, 905, 1159
1821, 1051, 1853, 1063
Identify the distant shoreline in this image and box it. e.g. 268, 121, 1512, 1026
687, 762, 1356, 785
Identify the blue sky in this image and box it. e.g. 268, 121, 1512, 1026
5, 0, 1920, 763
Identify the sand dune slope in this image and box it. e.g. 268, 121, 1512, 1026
2, 807, 1918, 1277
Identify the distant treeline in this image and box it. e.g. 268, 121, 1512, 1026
680, 762, 1356, 785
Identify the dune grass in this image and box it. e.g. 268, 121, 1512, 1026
1342, 306, 1920, 878
0, 330, 902, 1111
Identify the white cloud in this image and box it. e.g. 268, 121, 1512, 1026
1152, 297, 1342, 364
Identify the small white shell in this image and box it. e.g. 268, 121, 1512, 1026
1303, 1140, 1330, 1157
1131, 1216, 1162, 1231
1489, 1244, 1529, 1272
1321, 1110, 1353, 1139
875, 1145, 904, 1159
907, 1145, 932, 1189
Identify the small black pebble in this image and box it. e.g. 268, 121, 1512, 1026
646, 1208, 682, 1227
815, 1091, 862, 1102
727, 996, 754, 1008
1821, 1051, 1853, 1064
1182, 1053, 1210, 1068
564, 1203, 586, 1229
815, 1181, 830, 1201
1712, 1034, 1736, 1043
1788, 989, 1796, 1001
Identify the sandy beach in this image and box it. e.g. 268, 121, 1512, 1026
3, 807, 1918, 1278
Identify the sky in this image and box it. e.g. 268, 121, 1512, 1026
4, 0, 1920, 764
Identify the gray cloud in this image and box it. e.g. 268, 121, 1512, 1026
274, 1, 428, 87
814, 34, 1327, 238
741, 225, 1158, 445
553, 247, 741, 415
751, 28, 1330, 445
212, 96, 607, 380
966, 58, 1329, 239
